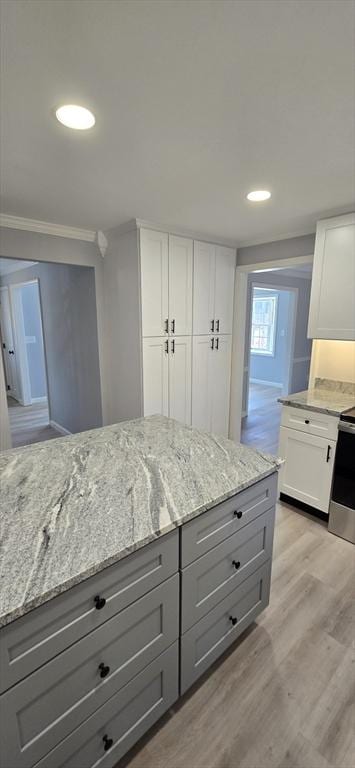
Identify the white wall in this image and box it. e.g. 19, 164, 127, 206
310, 340, 355, 384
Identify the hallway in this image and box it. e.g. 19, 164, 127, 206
7, 397, 61, 448
241, 382, 282, 455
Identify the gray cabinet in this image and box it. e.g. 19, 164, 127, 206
180, 562, 271, 694
0, 530, 178, 693
181, 474, 277, 566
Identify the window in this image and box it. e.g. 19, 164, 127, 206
250, 290, 278, 356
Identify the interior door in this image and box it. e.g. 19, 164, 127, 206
191, 335, 214, 432
169, 336, 192, 425
214, 246, 236, 334
168, 235, 193, 337
211, 335, 232, 437
278, 426, 335, 513
193, 241, 215, 335
0, 287, 19, 400
140, 228, 169, 337
142, 337, 169, 417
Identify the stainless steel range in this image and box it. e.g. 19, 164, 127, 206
329, 407, 355, 544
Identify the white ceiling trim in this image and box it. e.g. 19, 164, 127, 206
0, 214, 96, 242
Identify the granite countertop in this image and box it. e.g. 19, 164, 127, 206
278, 387, 355, 417
0, 415, 281, 628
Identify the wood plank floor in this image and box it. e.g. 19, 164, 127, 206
7, 397, 61, 448
241, 383, 283, 455
118, 501, 355, 768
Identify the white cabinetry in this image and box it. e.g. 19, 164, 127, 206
308, 213, 355, 340
192, 335, 232, 436
142, 337, 169, 418
169, 336, 192, 424
193, 242, 235, 335
278, 405, 338, 514
140, 229, 169, 337
168, 236, 193, 336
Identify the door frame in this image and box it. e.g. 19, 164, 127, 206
229, 255, 313, 442
0, 285, 20, 400
9, 279, 49, 407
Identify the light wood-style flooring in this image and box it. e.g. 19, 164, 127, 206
241, 383, 283, 455
118, 501, 355, 768
7, 397, 61, 448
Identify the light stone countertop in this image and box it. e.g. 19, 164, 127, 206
278, 388, 355, 417
0, 415, 281, 628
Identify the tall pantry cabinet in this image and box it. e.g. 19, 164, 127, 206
104, 222, 236, 436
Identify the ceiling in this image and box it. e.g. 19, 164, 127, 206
0, 0, 354, 245
0, 258, 37, 276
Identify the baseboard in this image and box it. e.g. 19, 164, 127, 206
31, 396, 48, 404
279, 493, 328, 522
250, 378, 283, 388
50, 420, 72, 436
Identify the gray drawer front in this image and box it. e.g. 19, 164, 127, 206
0, 576, 179, 768
33, 643, 179, 768
180, 561, 271, 694
181, 474, 277, 566
0, 530, 178, 693
181, 507, 275, 632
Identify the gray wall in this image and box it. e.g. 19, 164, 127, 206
237, 234, 315, 267
0, 261, 102, 434
250, 288, 293, 386
21, 282, 47, 399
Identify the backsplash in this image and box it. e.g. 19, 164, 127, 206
315, 378, 355, 395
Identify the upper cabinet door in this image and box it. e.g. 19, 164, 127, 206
142, 337, 169, 417
169, 336, 192, 426
193, 241, 216, 335
191, 335, 213, 432
169, 236, 193, 336
211, 335, 232, 437
214, 246, 236, 335
140, 228, 169, 337
308, 213, 355, 340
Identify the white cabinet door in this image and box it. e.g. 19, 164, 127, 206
193, 241, 215, 335
211, 335, 232, 436
308, 213, 355, 340
142, 337, 169, 417
169, 236, 193, 336
278, 426, 335, 513
140, 228, 169, 337
169, 336, 192, 425
192, 335, 213, 432
214, 246, 236, 334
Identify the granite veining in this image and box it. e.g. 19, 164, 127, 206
314, 378, 355, 396
278, 386, 355, 416
0, 416, 281, 627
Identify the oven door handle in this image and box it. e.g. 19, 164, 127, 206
338, 422, 355, 434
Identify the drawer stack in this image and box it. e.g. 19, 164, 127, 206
180, 475, 277, 694
0, 531, 180, 768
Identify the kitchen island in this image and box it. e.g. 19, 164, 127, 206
0, 415, 280, 768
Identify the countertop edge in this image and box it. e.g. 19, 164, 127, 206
277, 398, 344, 417
0, 465, 280, 629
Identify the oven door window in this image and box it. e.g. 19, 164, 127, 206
332, 430, 355, 510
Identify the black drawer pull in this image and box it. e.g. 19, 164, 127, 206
305, 419, 310, 424
94, 595, 106, 610
229, 616, 238, 626
234, 510, 243, 519
232, 560, 241, 570
99, 663, 110, 678
103, 735, 113, 752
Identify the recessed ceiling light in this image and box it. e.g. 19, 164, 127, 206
55, 104, 95, 130
246, 190, 271, 202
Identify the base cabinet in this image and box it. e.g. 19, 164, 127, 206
278, 425, 335, 513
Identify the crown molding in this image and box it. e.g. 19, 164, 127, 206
107, 218, 238, 248
0, 214, 96, 242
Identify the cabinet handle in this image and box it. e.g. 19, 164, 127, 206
232, 560, 241, 570
94, 595, 106, 610
229, 616, 238, 626
326, 445, 331, 462
216, 319, 220, 332
305, 419, 310, 425
171, 339, 175, 354
99, 663, 110, 678
103, 735, 113, 752
165, 340, 169, 354
211, 320, 214, 332
171, 319, 175, 334
234, 510, 243, 519
164, 318, 169, 333
216, 337, 219, 350
211, 337, 214, 350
